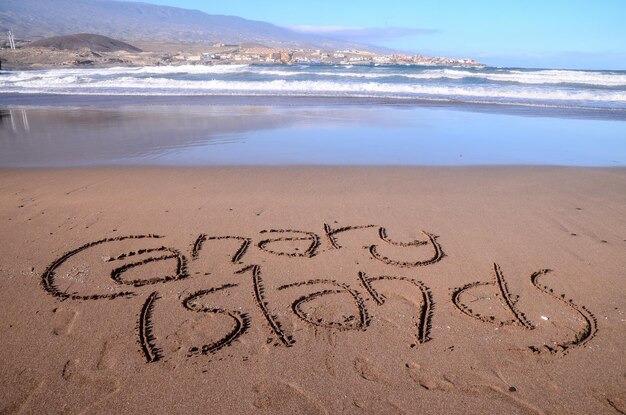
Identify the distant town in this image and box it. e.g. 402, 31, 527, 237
196, 44, 484, 67
0, 34, 485, 69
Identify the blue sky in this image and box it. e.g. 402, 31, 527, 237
142, 0, 626, 69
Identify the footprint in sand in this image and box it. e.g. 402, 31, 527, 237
353, 357, 388, 383
252, 380, 328, 415
51, 307, 78, 336
61, 359, 118, 391
95, 340, 124, 370
405, 363, 547, 414
58, 358, 121, 413
405, 362, 454, 392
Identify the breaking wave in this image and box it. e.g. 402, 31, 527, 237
2, 64, 626, 109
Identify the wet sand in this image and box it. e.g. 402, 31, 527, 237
0, 166, 625, 414
1, 103, 625, 167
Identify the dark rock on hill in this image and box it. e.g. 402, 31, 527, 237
28, 33, 141, 52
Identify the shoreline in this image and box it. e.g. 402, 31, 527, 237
3, 164, 626, 171
1, 104, 624, 168
2, 93, 626, 123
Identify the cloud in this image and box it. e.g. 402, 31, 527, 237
286, 25, 437, 41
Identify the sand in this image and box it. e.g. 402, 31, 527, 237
0, 166, 625, 414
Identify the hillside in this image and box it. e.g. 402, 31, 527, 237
28, 33, 141, 52
0, 0, 372, 51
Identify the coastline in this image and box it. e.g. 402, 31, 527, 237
1, 101, 624, 168
1, 165, 625, 414
2, 92, 626, 121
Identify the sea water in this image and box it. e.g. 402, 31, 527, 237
1, 64, 626, 111
0, 65, 625, 167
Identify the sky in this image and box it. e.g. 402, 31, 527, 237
141, 0, 626, 69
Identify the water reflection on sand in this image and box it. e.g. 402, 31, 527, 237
0, 104, 624, 167
0, 106, 301, 166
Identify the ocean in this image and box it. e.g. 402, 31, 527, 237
1, 64, 625, 167
1, 64, 626, 111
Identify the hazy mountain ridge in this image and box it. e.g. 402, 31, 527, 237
0, 0, 377, 51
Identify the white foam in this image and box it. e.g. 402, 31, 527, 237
408, 69, 626, 86
4, 65, 625, 87
0, 64, 250, 82
247, 67, 626, 86
3, 75, 626, 103
2, 66, 626, 108
306, 69, 626, 86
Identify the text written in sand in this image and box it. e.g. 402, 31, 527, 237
40, 223, 597, 364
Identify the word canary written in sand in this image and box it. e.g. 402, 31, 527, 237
40, 223, 597, 364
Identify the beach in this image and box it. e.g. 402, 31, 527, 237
2, 0, 626, 412
1, 165, 625, 414
1, 65, 626, 413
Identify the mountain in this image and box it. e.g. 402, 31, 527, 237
0, 0, 374, 51
28, 33, 141, 52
